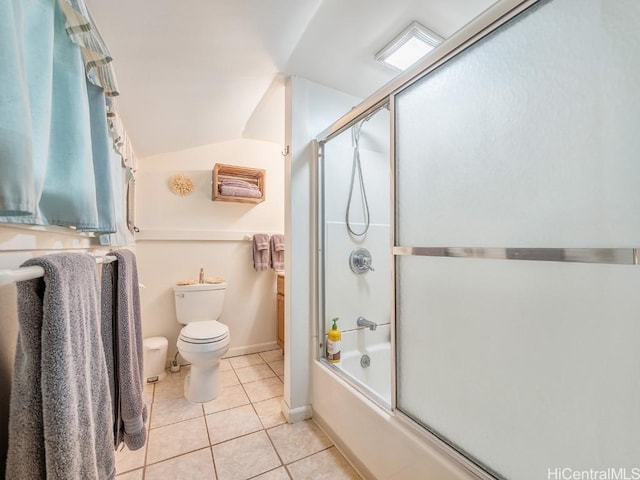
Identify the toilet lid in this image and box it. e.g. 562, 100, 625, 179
180, 321, 229, 344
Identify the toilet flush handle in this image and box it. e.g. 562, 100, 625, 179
176, 293, 185, 298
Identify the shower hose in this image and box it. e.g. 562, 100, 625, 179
345, 120, 370, 237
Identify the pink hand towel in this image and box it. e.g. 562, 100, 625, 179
270, 234, 284, 271
220, 185, 262, 198
253, 234, 270, 271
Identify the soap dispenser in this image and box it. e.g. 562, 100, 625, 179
199, 268, 205, 283
326, 317, 341, 364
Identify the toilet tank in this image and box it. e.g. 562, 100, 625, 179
174, 283, 226, 324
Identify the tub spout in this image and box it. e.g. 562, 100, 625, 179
357, 316, 377, 331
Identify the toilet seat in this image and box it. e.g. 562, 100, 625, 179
180, 320, 229, 344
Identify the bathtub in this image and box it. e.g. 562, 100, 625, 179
333, 324, 391, 407
314, 321, 481, 480
313, 357, 480, 480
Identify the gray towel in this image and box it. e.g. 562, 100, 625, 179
7, 253, 115, 479
102, 249, 147, 450
253, 234, 270, 271
100, 260, 120, 448
270, 235, 285, 271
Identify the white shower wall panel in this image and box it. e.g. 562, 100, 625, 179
337, 324, 392, 405
321, 107, 391, 335
322, 115, 390, 227
324, 222, 391, 332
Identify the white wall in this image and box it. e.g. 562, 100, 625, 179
135, 138, 285, 359
283, 76, 361, 421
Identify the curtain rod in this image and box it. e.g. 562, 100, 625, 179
0, 255, 117, 287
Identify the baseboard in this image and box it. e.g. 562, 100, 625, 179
281, 399, 313, 423
224, 341, 280, 358
313, 410, 378, 480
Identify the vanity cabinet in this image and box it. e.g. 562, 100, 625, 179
276, 273, 284, 349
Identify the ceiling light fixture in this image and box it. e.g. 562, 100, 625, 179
376, 21, 444, 72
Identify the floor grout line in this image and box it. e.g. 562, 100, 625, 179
265, 362, 281, 379
262, 413, 287, 473
242, 366, 287, 477
286, 445, 335, 466
201, 404, 219, 480
148, 412, 204, 431
203, 403, 252, 418
140, 381, 154, 480
284, 463, 294, 479
142, 445, 212, 469
245, 464, 292, 480
119, 351, 333, 479
208, 427, 270, 449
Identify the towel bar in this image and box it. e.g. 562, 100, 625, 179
0, 255, 117, 286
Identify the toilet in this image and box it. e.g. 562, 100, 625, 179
174, 283, 231, 403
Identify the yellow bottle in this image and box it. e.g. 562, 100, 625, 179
326, 317, 341, 364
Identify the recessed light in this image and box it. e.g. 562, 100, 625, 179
376, 21, 444, 71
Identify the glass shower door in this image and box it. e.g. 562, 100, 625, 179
393, 0, 640, 478
318, 105, 392, 406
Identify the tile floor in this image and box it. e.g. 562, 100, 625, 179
116, 349, 361, 480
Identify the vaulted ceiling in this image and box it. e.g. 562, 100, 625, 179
87, 0, 497, 157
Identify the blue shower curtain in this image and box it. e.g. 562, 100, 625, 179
0, 0, 117, 233
0, 0, 36, 216
99, 149, 134, 246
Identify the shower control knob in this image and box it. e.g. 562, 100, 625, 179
349, 248, 374, 274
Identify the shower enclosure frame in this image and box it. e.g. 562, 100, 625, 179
316, 101, 500, 480
315, 0, 640, 477
314, 98, 392, 412
314, 3, 543, 477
